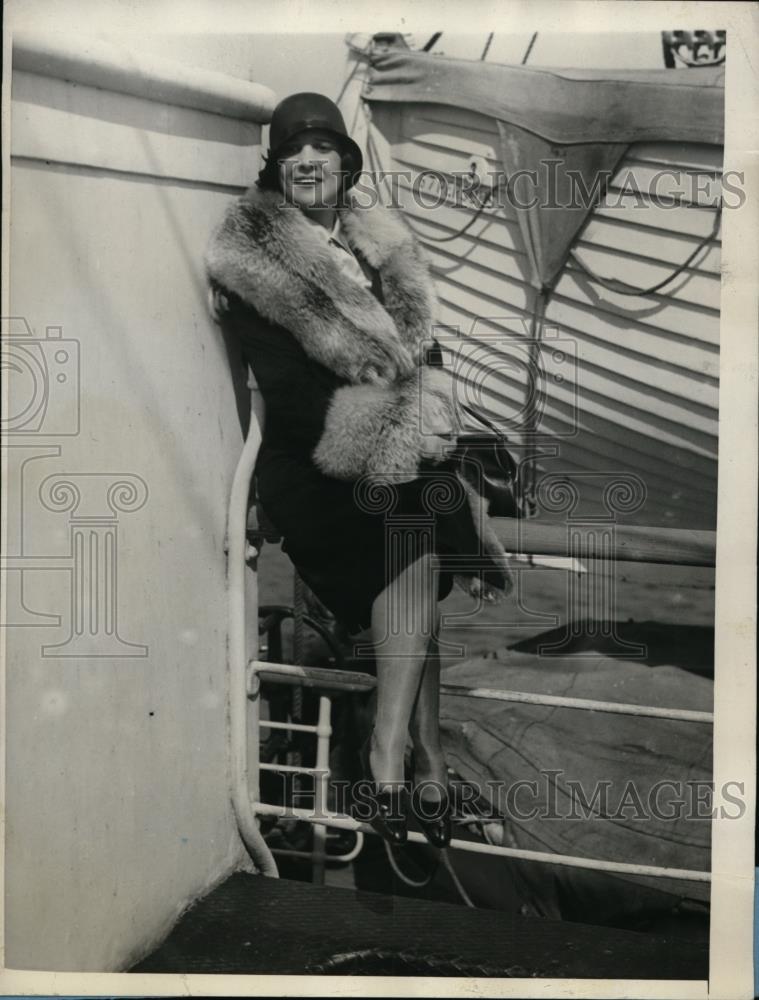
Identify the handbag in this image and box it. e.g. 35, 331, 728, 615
450, 403, 525, 519
422, 342, 524, 519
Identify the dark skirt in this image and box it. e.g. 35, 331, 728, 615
256, 448, 483, 633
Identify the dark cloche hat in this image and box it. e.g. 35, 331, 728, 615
268, 92, 363, 188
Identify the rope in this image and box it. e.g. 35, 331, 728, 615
480, 32, 494, 61
441, 848, 476, 907
568, 205, 722, 298
409, 194, 493, 243
363, 121, 395, 203
383, 839, 437, 888
364, 120, 496, 243
522, 284, 550, 510
335, 37, 372, 107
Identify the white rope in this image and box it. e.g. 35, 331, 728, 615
383, 840, 436, 888
441, 849, 476, 907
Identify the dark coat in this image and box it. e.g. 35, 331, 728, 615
206, 185, 512, 630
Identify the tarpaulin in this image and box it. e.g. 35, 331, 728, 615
364, 50, 724, 146
440, 650, 712, 914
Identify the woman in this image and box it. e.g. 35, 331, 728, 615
206, 92, 512, 849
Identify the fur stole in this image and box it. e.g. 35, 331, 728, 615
205, 184, 512, 600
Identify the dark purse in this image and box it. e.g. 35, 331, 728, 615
450, 403, 525, 519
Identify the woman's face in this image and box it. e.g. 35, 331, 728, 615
278, 129, 344, 209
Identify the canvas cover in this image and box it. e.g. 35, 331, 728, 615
440, 651, 712, 918
364, 50, 725, 289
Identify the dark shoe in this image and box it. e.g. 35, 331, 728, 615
410, 752, 453, 849
358, 736, 408, 847
415, 785, 453, 849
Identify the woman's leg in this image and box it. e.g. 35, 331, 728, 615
368, 551, 439, 788
409, 629, 448, 801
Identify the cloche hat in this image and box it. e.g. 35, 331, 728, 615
268, 92, 363, 189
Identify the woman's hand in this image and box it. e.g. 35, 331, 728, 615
208, 285, 230, 323
357, 362, 384, 384
355, 341, 415, 384
419, 365, 459, 462
419, 432, 457, 463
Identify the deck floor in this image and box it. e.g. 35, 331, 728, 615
131, 871, 708, 979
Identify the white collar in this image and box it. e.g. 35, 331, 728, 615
306, 214, 344, 247
329, 215, 351, 251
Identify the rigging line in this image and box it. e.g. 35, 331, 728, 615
523, 285, 550, 510
335, 37, 373, 108
349, 72, 372, 136
364, 123, 398, 204
522, 31, 538, 65
480, 32, 494, 61
409, 195, 494, 243
568, 205, 722, 298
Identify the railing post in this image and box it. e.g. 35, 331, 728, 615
312, 694, 332, 884
227, 382, 278, 876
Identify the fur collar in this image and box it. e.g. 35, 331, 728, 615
205, 185, 437, 384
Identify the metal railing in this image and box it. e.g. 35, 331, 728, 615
228, 386, 713, 890
248, 660, 712, 885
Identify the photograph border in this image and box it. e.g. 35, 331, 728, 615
1, 1, 755, 997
